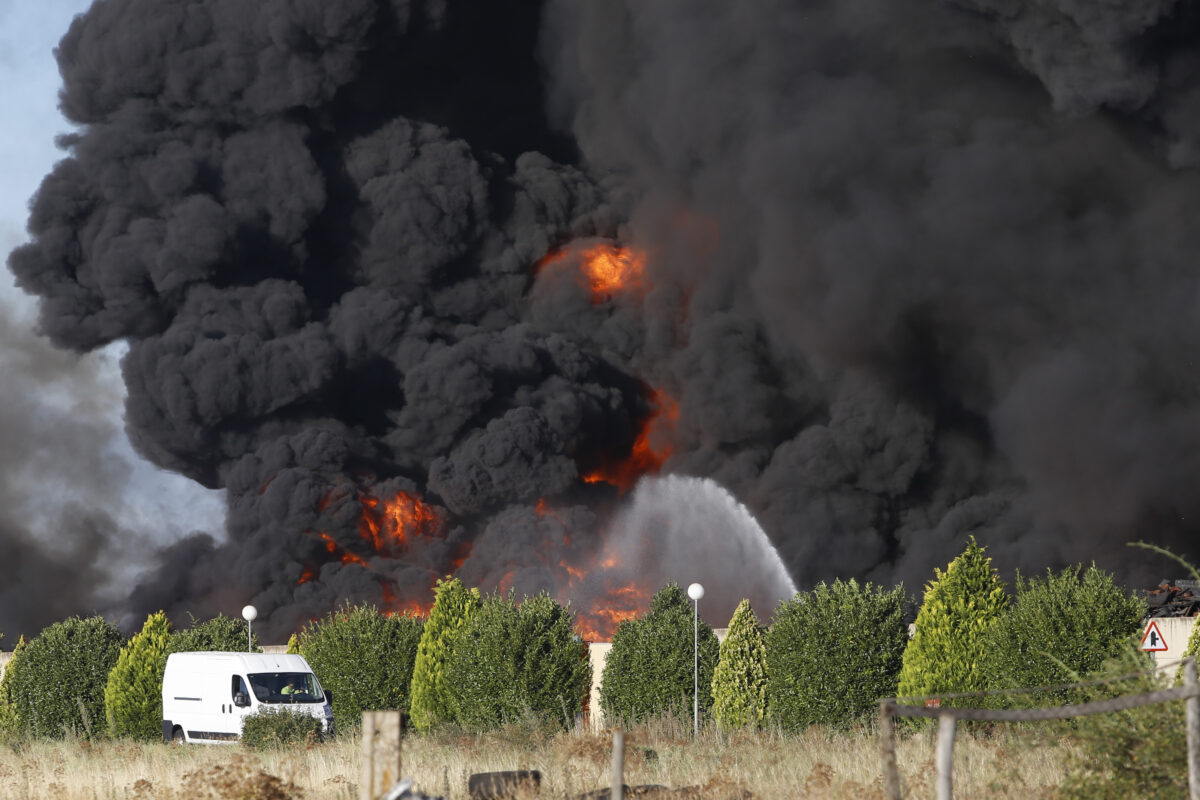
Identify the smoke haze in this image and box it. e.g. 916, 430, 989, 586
8, 0, 1200, 637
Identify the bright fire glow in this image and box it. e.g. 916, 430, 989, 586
573, 583, 652, 642
297, 489, 456, 618
583, 389, 679, 493
580, 243, 645, 300
359, 491, 444, 552
536, 241, 648, 304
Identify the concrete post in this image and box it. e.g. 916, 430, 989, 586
1185, 659, 1200, 800
879, 700, 902, 800
611, 730, 625, 800
936, 713, 956, 800
360, 711, 403, 800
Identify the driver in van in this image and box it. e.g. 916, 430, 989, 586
281, 678, 300, 698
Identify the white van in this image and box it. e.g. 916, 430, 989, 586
161, 652, 334, 743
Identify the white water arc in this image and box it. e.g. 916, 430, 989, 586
607, 474, 798, 627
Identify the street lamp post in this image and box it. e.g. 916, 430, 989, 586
242, 605, 257, 653
686, 583, 705, 738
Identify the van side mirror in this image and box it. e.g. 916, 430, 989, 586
233, 692, 250, 708
324, 689, 333, 705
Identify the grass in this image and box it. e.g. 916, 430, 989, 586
0, 718, 1071, 799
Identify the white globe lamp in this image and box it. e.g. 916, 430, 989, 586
686, 583, 704, 736
242, 605, 258, 652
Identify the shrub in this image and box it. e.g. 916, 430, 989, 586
897, 537, 1008, 706
286, 633, 301, 654
1059, 640, 1184, 800
979, 565, 1144, 706
170, 613, 260, 654
105, 611, 173, 739
0, 635, 26, 739
448, 593, 589, 732
5, 616, 123, 738
766, 580, 908, 729
410, 576, 480, 732
711, 600, 768, 730
299, 604, 424, 729
240, 707, 324, 749
600, 582, 719, 725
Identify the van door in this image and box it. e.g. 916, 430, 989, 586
208, 671, 252, 741
229, 674, 256, 735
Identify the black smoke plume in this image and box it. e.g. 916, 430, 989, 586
9, 0, 1200, 637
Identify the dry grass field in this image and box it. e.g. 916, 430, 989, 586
0, 718, 1072, 800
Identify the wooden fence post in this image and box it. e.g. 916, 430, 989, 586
935, 713, 955, 800
360, 711, 403, 800
1185, 659, 1200, 800
879, 700, 902, 800
611, 729, 625, 800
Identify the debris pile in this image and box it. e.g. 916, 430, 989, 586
1144, 580, 1200, 618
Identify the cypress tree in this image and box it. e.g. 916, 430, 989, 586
0, 635, 26, 738
409, 576, 480, 732
105, 611, 173, 739
897, 537, 1009, 706
711, 599, 768, 730
286, 633, 301, 654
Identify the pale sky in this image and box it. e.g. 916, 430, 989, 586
0, 1, 226, 584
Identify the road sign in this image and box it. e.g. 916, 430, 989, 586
1141, 620, 1169, 652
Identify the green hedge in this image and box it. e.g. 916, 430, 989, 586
241, 708, 325, 749
767, 580, 908, 729
1059, 642, 1182, 800
169, 613, 260, 654
447, 594, 589, 732
979, 565, 1144, 707
299, 604, 424, 729
600, 583, 718, 725
5, 616, 123, 739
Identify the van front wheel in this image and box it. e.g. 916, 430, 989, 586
171, 727, 186, 745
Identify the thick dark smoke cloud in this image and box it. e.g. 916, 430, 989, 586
10, 0, 1200, 636
540, 0, 1200, 591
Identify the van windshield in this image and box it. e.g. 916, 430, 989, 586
246, 672, 324, 704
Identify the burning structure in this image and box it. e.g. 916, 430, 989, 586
9, 0, 1200, 639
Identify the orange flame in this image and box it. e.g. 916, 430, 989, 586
580, 243, 645, 301
298, 490, 453, 613
574, 583, 652, 642
536, 242, 648, 304
583, 389, 679, 493
381, 580, 431, 617
359, 490, 445, 552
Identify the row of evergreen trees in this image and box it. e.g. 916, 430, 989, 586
0, 537, 1169, 740
598, 538, 1149, 729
